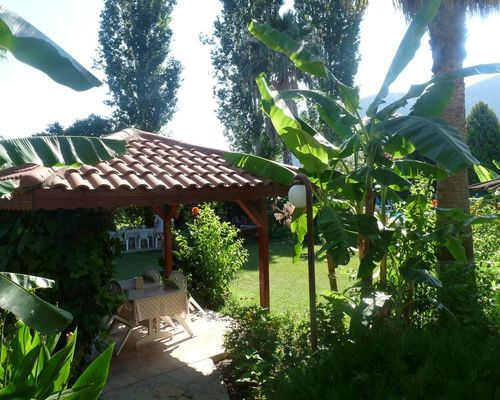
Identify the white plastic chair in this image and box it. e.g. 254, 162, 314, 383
166, 270, 195, 336
142, 268, 162, 283
138, 229, 150, 250
105, 280, 137, 355
169, 270, 205, 315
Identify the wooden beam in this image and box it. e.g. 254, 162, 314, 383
153, 204, 178, 221
257, 199, 270, 309
24, 185, 288, 211
236, 199, 262, 228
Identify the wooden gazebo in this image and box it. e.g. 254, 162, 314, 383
0, 129, 288, 308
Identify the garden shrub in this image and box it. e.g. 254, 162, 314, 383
266, 326, 500, 400
223, 304, 309, 400
470, 195, 499, 267
223, 297, 357, 399
470, 194, 500, 328
0, 209, 118, 351
175, 204, 248, 308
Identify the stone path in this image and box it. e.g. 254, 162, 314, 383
103, 311, 231, 400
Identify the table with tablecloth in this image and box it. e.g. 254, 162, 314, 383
118, 280, 191, 348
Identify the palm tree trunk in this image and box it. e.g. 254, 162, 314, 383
428, 2, 474, 263
428, 3, 482, 323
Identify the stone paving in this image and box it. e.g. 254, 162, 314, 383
103, 311, 231, 400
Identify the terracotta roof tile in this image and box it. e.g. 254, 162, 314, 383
95, 163, 116, 176
143, 173, 167, 189
0, 129, 289, 198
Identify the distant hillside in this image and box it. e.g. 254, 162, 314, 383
360, 75, 500, 116
465, 75, 500, 115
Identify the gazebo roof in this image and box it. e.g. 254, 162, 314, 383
0, 129, 288, 210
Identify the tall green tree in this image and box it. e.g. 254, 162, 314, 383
97, 0, 181, 132
295, 0, 366, 144
467, 101, 500, 182
208, 0, 285, 158
35, 114, 117, 137
294, 0, 365, 92
393, 0, 500, 263
209, 0, 365, 157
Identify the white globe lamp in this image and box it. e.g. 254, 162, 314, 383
288, 184, 307, 208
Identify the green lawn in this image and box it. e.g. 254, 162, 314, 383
113, 241, 358, 314
229, 241, 357, 314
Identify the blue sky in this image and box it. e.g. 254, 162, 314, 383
1, 0, 499, 149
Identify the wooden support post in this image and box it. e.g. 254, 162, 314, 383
258, 199, 270, 309
153, 204, 178, 277
237, 199, 270, 309
164, 217, 173, 276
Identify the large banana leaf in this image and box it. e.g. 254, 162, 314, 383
248, 20, 328, 78
378, 116, 478, 172
423, 214, 498, 242
223, 152, 295, 185
399, 267, 442, 288
256, 75, 330, 174
317, 206, 358, 266
366, 0, 442, 116
473, 164, 498, 183
392, 160, 448, 180
249, 21, 359, 112
0, 180, 14, 197
371, 167, 411, 191
279, 89, 356, 139
0, 272, 54, 290
0, 274, 72, 335
0, 136, 127, 169
0, 6, 101, 91
411, 80, 455, 118
377, 63, 500, 120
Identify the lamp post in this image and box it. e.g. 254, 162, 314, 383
288, 173, 317, 351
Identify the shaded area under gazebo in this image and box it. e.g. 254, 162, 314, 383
0, 128, 288, 308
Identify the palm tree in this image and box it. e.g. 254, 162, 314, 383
394, 0, 500, 264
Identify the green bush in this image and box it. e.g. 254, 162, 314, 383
470, 195, 500, 327
0, 209, 118, 348
470, 195, 499, 267
223, 304, 309, 399
267, 326, 500, 400
175, 204, 248, 308
223, 297, 360, 399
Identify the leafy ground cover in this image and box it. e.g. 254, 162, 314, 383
113, 241, 356, 314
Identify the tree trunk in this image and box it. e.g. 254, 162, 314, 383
428, 3, 474, 263
428, 2, 482, 324
359, 187, 376, 294
326, 252, 338, 292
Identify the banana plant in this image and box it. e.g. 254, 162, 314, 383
0, 6, 128, 330
0, 273, 72, 334
0, 5, 101, 90
224, 0, 500, 293
0, 322, 113, 399
0, 5, 128, 199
